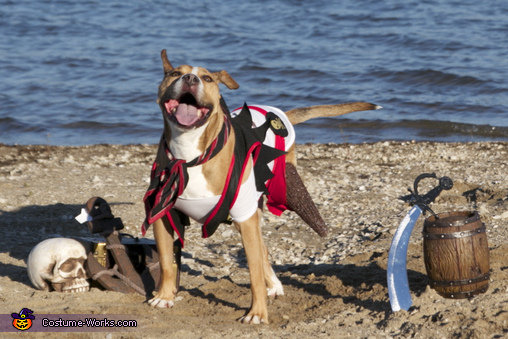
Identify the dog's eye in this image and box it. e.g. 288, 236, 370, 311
168, 71, 181, 77
202, 75, 213, 83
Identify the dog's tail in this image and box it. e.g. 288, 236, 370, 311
285, 102, 382, 125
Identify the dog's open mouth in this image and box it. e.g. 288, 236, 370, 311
164, 93, 211, 128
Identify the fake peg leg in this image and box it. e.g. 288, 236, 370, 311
285, 163, 328, 237
86, 253, 141, 294
103, 231, 146, 295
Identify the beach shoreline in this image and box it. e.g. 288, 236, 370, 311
1, 141, 508, 338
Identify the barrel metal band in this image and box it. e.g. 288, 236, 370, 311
425, 211, 480, 228
423, 224, 486, 240
430, 273, 490, 287
435, 286, 489, 299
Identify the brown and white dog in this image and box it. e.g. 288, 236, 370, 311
144, 50, 380, 324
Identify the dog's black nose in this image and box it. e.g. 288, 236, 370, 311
182, 73, 199, 86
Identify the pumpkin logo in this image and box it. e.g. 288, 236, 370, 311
11, 308, 35, 331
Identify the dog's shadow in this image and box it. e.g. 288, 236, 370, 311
179, 248, 428, 315
278, 261, 427, 313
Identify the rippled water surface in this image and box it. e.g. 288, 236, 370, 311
1, 0, 507, 145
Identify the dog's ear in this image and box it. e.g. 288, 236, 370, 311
160, 49, 174, 73
214, 70, 239, 90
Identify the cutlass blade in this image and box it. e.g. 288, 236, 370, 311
387, 205, 422, 312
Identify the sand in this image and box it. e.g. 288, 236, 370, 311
1, 141, 508, 338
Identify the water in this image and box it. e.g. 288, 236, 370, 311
1, 0, 507, 146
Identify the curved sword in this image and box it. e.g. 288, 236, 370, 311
387, 174, 453, 312
387, 205, 422, 311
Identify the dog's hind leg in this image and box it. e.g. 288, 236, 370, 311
263, 244, 284, 298
235, 211, 269, 324
256, 209, 284, 297
148, 217, 177, 308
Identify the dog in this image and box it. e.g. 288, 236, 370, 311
142, 50, 381, 324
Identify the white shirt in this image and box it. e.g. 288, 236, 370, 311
173, 105, 295, 223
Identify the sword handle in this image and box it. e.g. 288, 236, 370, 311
410, 173, 453, 217
413, 173, 436, 196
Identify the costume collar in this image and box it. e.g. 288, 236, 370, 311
142, 107, 232, 231
164, 111, 231, 166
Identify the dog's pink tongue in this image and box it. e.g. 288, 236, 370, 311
174, 104, 200, 126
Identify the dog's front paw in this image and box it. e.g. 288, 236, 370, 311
148, 289, 176, 308
239, 314, 266, 325
148, 297, 175, 308
238, 306, 269, 325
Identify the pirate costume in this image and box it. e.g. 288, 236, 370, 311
142, 100, 293, 246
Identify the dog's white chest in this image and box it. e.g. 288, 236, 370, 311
168, 123, 215, 199
174, 166, 261, 224
182, 165, 213, 198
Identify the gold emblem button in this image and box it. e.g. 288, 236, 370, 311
270, 118, 285, 130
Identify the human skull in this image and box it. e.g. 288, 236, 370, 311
27, 238, 89, 293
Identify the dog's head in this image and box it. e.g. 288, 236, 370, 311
157, 50, 239, 130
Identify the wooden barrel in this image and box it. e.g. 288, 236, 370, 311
423, 211, 489, 299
